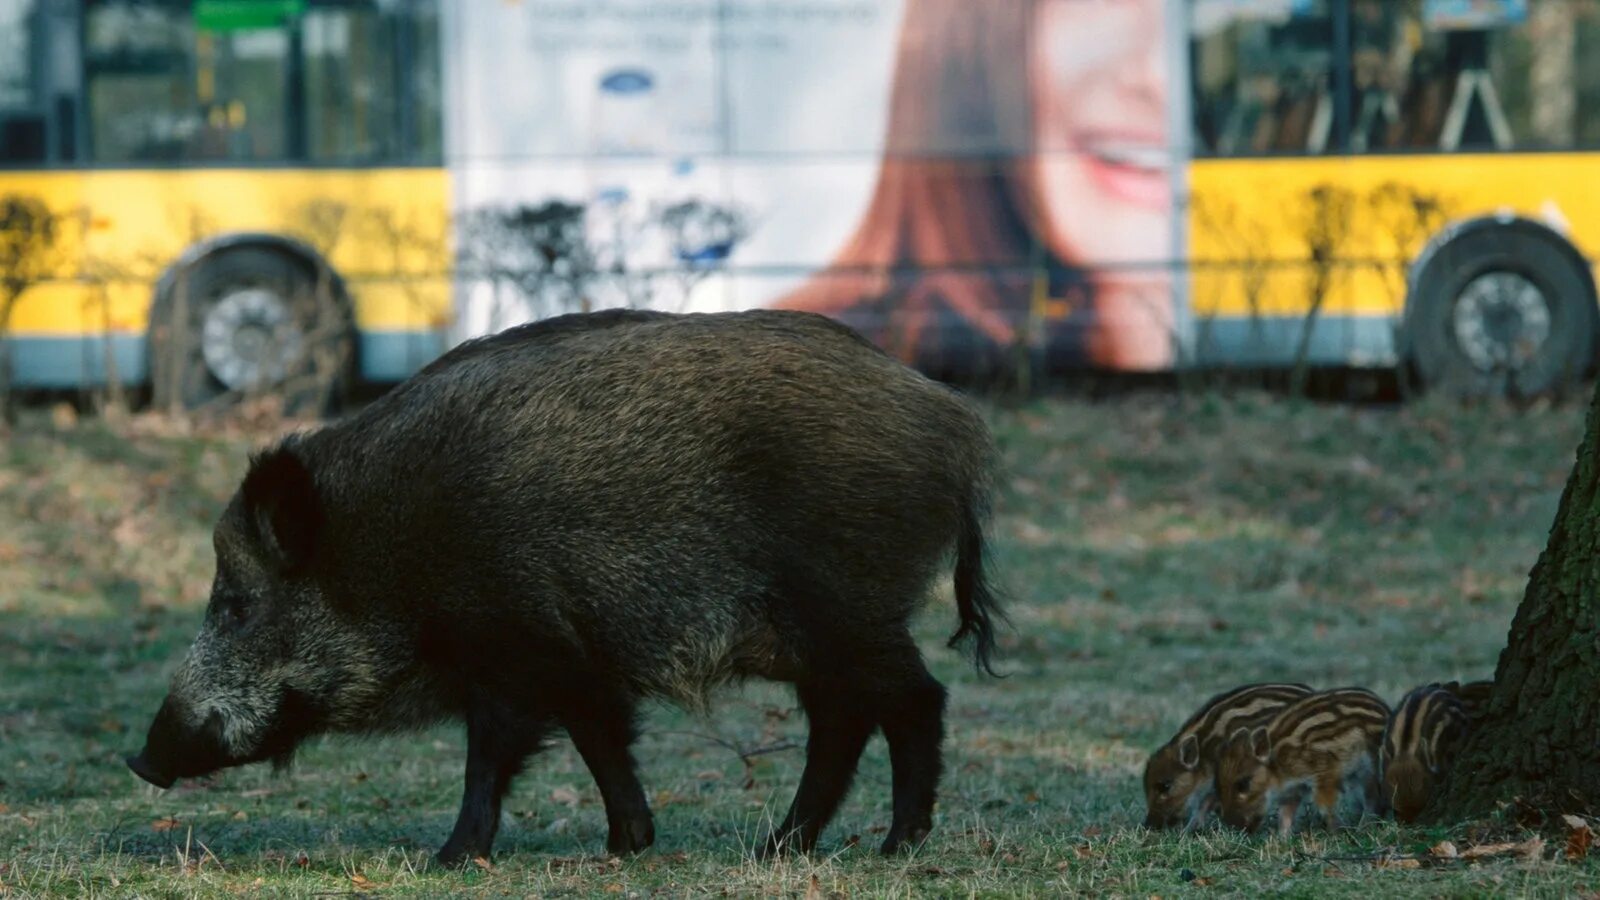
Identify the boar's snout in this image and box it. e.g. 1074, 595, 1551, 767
126, 697, 229, 789
126, 749, 176, 789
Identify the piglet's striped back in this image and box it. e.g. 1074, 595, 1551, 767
1176, 683, 1314, 754
1266, 687, 1391, 746
1384, 684, 1469, 772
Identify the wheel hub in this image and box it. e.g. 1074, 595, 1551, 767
200, 287, 305, 391
1451, 271, 1551, 372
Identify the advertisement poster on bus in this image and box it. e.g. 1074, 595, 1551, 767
446, 0, 1178, 372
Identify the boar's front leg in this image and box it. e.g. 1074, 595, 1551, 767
561, 698, 655, 855
437, 694, 549, 868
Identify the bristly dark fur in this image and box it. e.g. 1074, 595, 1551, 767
132, 308, 1003, 868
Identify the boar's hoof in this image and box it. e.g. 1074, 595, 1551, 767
756, 831, 812, 860
433, 844, 482, 871
606, 816, 655, 855
879, 823, 932, 856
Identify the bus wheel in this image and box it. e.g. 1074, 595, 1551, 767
1406, 226, 1596, 399
148, 247, 355, 415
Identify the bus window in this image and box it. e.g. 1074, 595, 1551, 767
84, 0, 439, 165
193, 26, 292, 161
406, 0, 442, 163
1191, 0, 1336, 157
84, 1, 196, 162
0, 0, 44, 162
1356, 0, 1600, 151
303, 0, 440, 164
304, 5, 397, 162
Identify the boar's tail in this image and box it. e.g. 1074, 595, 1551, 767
947, 495, 1005, 677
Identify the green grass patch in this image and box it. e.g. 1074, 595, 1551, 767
2, 393, 1597, 897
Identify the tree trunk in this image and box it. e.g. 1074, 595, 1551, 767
1432, 383, 1600, 820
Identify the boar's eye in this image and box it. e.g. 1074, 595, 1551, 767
1156, 780, 1173, 795
214, 593, 255, 631
1233, 776, 1251, 795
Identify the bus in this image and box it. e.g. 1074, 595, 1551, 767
4, 0, 1598, 406
0, 0, 450, 410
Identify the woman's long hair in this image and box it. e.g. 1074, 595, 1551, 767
769, 1, 1096, 372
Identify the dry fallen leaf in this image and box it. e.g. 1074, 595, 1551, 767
1460, 837, 1546, 862
550, 786, 581, 807
1430, 840, 1459, 859
472, 856, 493, 872
1377, 857, 1422, 870
350, 873, 377, 890
1564, 815, 1593, 861
151, 817, 182, 832
805, 873, 823, 900
1460, 842, 1519, 860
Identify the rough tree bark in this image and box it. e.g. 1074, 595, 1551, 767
1432, 383, 1600, 820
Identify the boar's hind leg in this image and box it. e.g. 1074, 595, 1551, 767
878, 653, 947, 855
562, 700, 654, 855
436, 696, 550, 868
761, 677, 879, 857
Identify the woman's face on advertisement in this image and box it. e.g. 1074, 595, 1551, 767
1030, 0, 1170, 270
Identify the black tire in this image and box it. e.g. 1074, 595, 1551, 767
1405, 225, 1597, 398
148, 246, 356, 415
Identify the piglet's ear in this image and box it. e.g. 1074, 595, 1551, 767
1249, 727, 1272, 764
1177, 734, 1201, 770
240, 444, 322, 574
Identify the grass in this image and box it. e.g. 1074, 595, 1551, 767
2, 389, 1598, 897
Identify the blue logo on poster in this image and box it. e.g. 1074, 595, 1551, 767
599, 68, 655, 95
1422, 0, 1528, 29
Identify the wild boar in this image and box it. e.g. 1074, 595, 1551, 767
126, 308, 1004, 867
1441, 678, 1494, 723
1215, 687, 1390, 836
1142, 682, 1314, 830
1381, 683, 1471, 823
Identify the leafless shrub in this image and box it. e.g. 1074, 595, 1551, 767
0, 194, 62, 427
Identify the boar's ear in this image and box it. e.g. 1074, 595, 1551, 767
1249, 727, 1272, 763
1177, 734, 1201, 770
240, 444, 322, 574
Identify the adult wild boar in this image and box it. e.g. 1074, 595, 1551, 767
127, 308, 1003, 866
